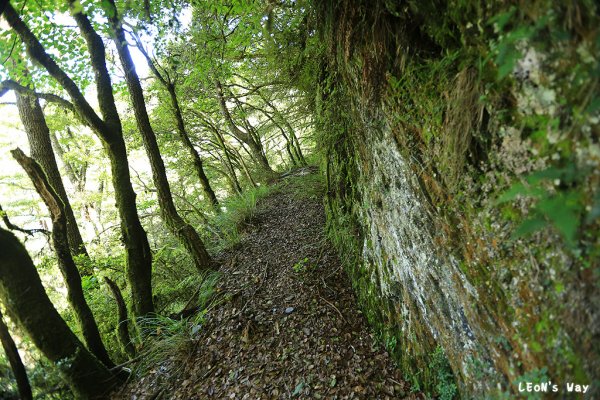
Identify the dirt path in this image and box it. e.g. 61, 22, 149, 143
117, 175, 416, 399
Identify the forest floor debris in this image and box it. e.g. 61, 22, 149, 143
113, 174, 419, 399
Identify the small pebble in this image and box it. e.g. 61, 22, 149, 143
285, 307, 295, 314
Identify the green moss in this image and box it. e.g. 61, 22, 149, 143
311, 0, 599, 396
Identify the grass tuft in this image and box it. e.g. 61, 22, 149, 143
206, 185, 273, 252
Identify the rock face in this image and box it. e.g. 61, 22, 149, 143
355, 109, 493, 392
315, 0, 599, 397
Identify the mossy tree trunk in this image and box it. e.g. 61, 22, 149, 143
0, 309, 32, 400
15, 91, 89, 261
104, 278, 136, 359
2, 3, 155, 318
11, 148, 114, 368
106, 0, 213, 273
0, 228, 122, 399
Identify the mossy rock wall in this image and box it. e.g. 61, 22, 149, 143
314, 0, 600, 397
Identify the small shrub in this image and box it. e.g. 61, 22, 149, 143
430, 346, 458, 400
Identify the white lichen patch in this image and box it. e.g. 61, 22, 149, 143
351, 106, 501, 392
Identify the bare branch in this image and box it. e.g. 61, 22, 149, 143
0, 203, 50, 237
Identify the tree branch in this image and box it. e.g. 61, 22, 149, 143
3, 2, 108, 136
0, 80, 76, 113
0, 203, 50, 237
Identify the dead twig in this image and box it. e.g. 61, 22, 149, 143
319, 295, 347, 324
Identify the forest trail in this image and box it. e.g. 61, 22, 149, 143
115, 171, 418, 399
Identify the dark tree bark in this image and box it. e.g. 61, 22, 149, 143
106, 1, 213, 273
127, 29, 219, 209
0, 228, 122, 399
11, 148, 114, 368
215, 80, 273, 174
15, 90, 88, 259
104, 278, 136, 359
0, 309, 32, 400
2, 3, 155, 317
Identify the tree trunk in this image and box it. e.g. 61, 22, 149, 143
105, 139, 155, 316
261, 95, 307, 165
213, 129, 242, 194
166, 84, 219, 209
0, 309, 32, 400
254, 105, 298, 167
50, 128, 87, 193
246, 135, 273, 174
289, 131, 307, 166
0, 228, 122, 399
15, 91, 88, 260
215, 80, 273, 174
4, 2, 155, 318
107, 2, 213, 273
11, 148, 114, 368
128, 27, 219, 210
104, 278, 136, 359
70, 5, 155, 317
232, 146, 258, 188
285, 140, 298, 167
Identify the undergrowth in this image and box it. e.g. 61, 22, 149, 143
133, 273, 220, 379
279, 171, 325, 200
206, 185, 273, 252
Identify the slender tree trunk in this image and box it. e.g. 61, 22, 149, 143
215, 80, 273, 173
285, 140, 298, 167
213, 129, 242, 194
104, 278, 136, 359
233, 146, 258, 188
258, 92, 307, 165
221, 166, 241, 195
0, 228, 122, 399
106, 2, 212, 273
264, 115, 297, 166
49, 128, 87, 192
0, 309, 32, 400
11, 148, 114, 368
289, 130, 307, 165
128, 28, 219, 210
246, 134, 273, 173
166, 84, 219, 208
15, 91, 88, 259
49, 130, 79, 189
4, 2, 155, 318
